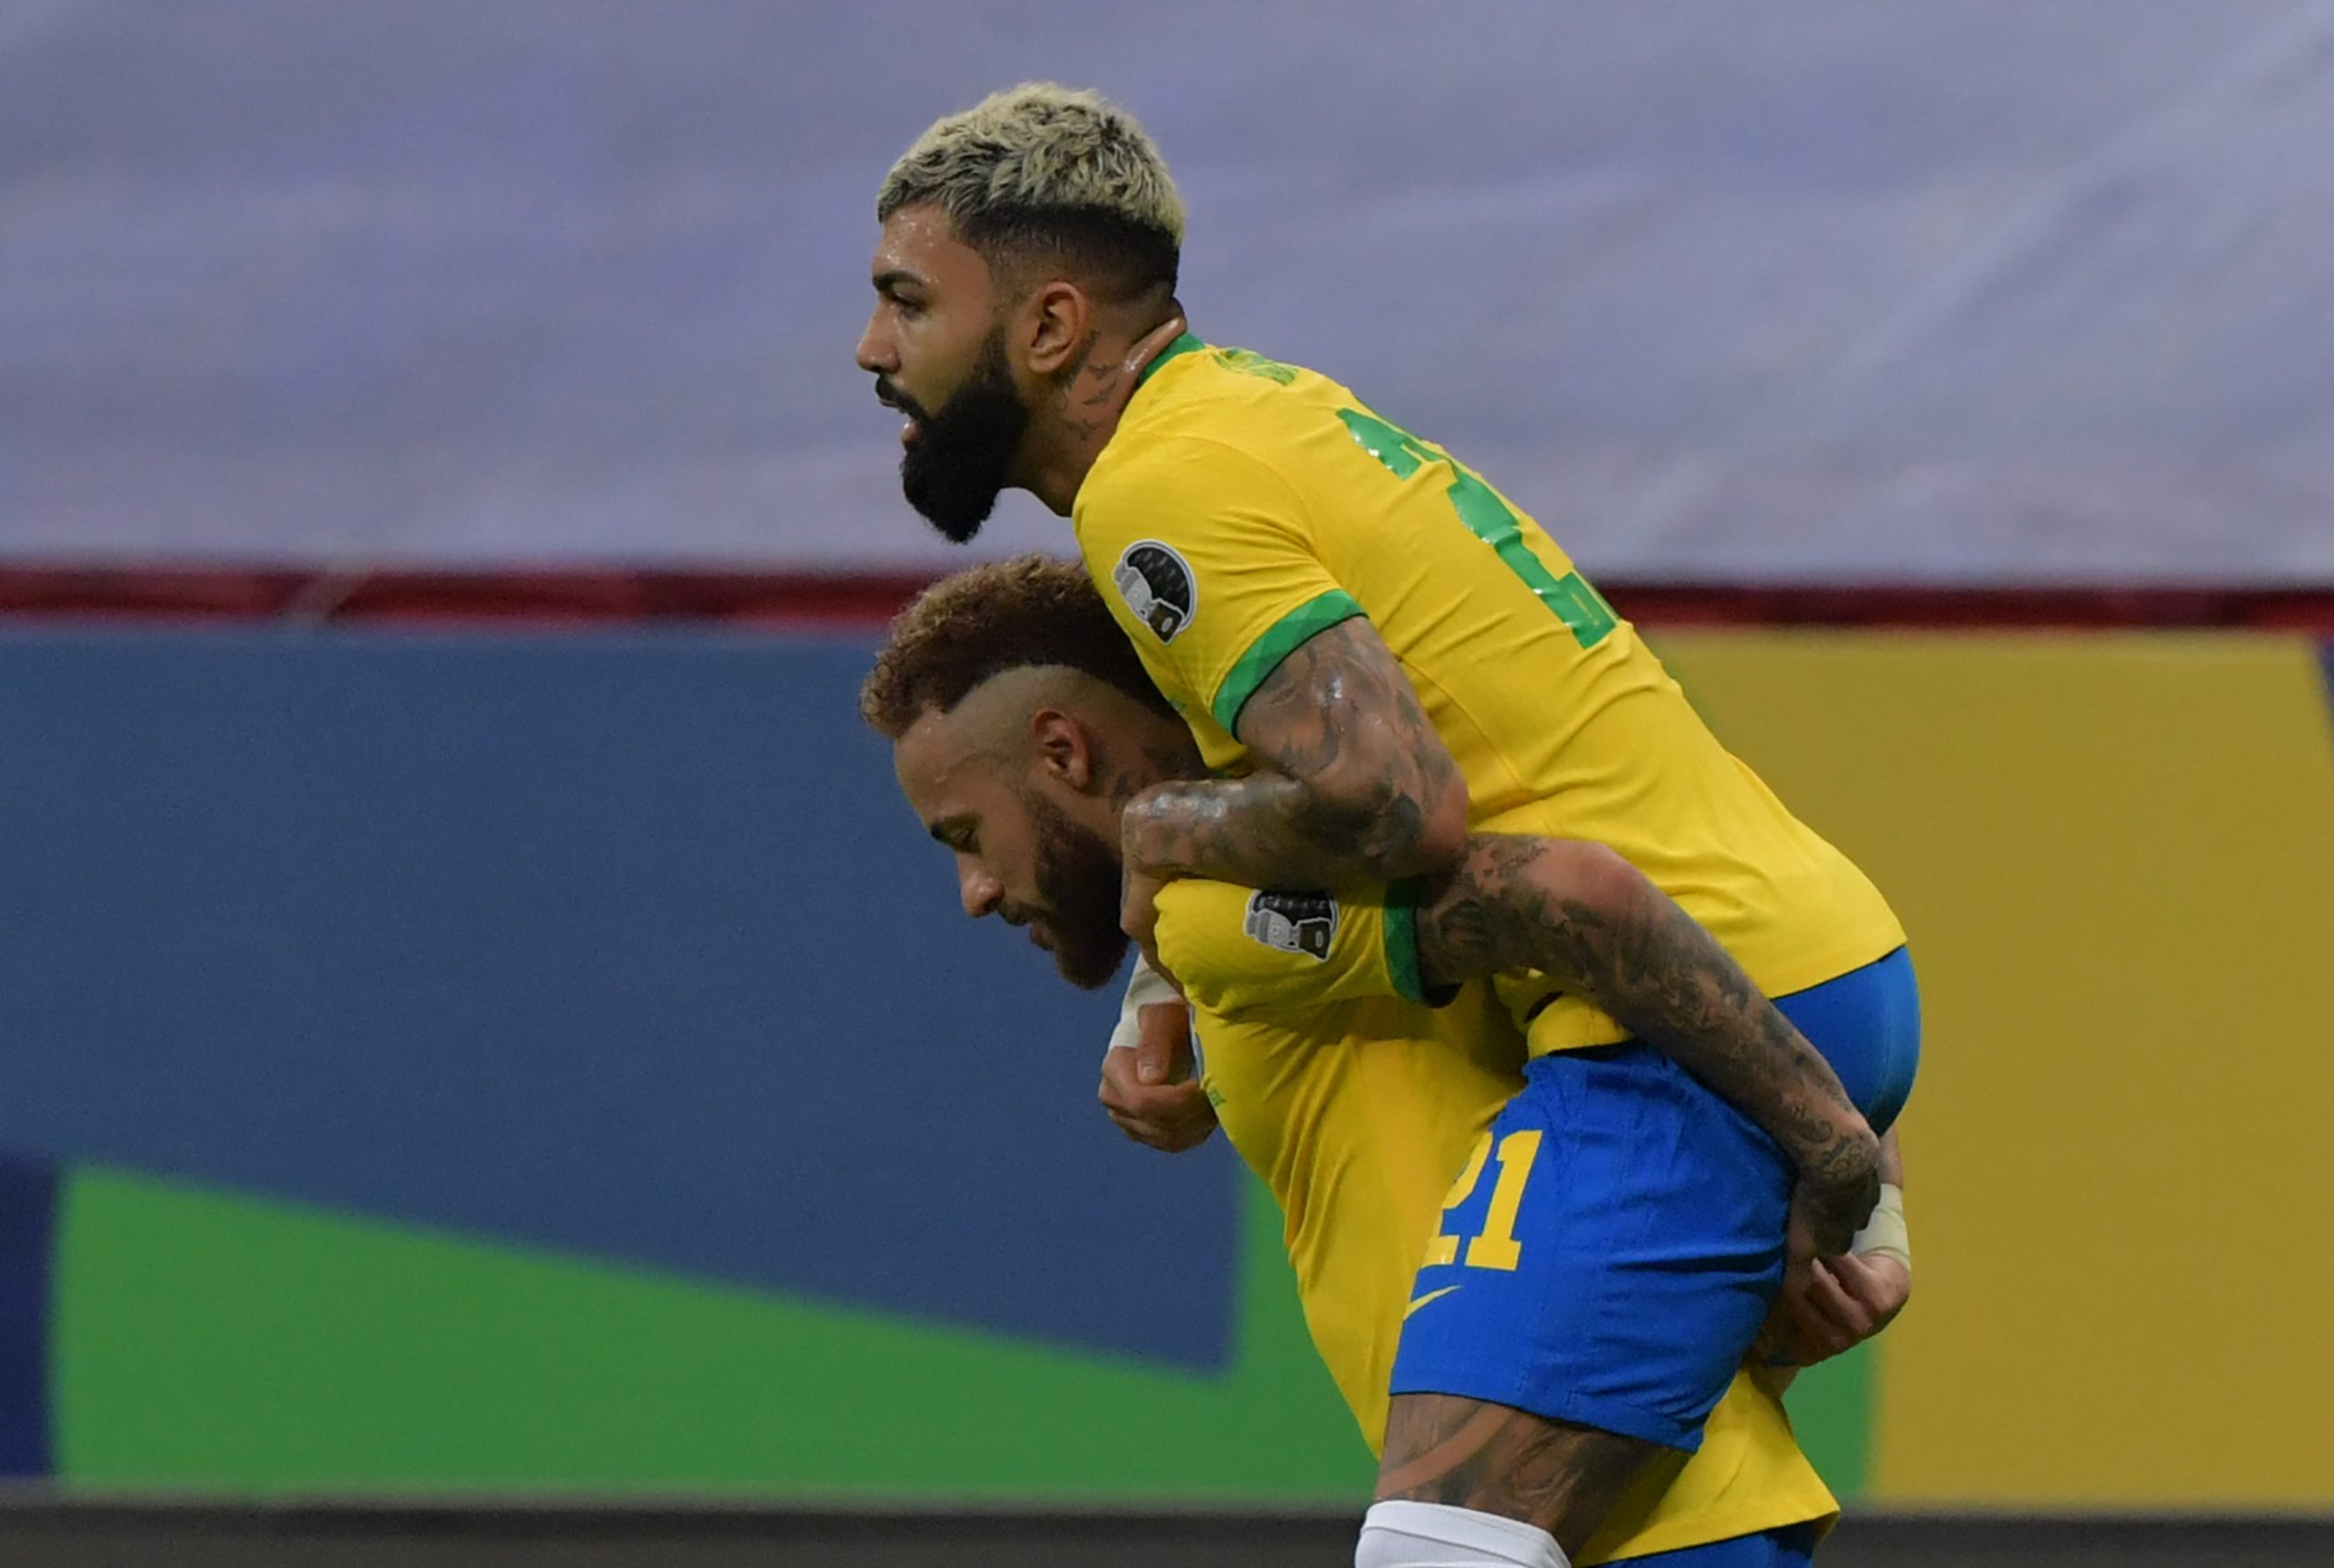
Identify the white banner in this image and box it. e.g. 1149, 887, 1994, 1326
4, 0, 2330, 582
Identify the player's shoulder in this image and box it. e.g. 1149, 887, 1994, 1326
1156, 878, 1418, 1018
1076, 341, 1368, 563
1090, 342, 1342, 485
1074, 432, 1309, 575
1084, 413, 1282, 503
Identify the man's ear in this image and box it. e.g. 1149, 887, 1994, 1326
1017, 279, 1094, 379
1029, 707, 1099, 790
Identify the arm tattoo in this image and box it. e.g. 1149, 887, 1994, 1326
1415, 835, 1880, 1243
1121, 618, 1465, 887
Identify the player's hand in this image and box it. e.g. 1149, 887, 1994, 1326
1099, 999, 1215, 1153
1784, 1126, 1881, 1266
1757, 1252, 1910, 1367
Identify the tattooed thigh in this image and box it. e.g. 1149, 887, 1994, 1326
1377, 1392, 1662, 1558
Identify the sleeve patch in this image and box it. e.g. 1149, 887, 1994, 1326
1111, 540, 1199, 644
1243, 891, 1337, 961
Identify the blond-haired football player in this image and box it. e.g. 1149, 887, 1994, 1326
854, 88, 1919, 1565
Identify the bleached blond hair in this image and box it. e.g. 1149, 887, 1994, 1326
878, 83, 1183, 300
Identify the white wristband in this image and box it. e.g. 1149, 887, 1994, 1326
1851, 1181, 1909, 1274
1106, 954, 1183, 1060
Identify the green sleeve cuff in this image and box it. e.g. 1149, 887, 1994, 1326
1210, 589, 1367, 736
1383, 879, 1460, 1008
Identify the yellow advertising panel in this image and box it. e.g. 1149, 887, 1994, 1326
1658, 632, 2334, 1507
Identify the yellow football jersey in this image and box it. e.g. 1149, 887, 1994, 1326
1155, 878, 1837, 1561
1078, 337, 1905, 1055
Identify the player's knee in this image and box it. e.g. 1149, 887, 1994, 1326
1355, 1501, 1569, 1568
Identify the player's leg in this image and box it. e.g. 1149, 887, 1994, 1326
1364, 888, 1919, 1566
1371, 1044, 1799, 1563
1365, 1395, 1659, 1562
1358, 1460, 1823, 1567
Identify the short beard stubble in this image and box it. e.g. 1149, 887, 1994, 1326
1023, 789, 1130, 990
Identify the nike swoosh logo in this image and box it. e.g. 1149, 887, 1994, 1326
1403, 1284, 1461, 1320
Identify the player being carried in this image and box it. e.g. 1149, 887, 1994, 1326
854, 86, 1919, 1567
861, 558, 1914, 1567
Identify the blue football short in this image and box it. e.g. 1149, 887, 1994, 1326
1387, 946, 1921, 1450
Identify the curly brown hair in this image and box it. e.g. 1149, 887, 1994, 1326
859, 554, 1175, 738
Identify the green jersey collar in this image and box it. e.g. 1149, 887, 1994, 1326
1136, 331, 1204, 387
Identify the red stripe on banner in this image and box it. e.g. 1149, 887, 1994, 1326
0, 565, 2330, 631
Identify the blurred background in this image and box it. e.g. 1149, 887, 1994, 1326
2, 2, 2330, 1563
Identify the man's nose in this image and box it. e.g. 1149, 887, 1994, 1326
856, 314, 895, 377
959, 860, 1002, 919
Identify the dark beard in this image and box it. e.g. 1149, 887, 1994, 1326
897, 330, 1029, 544
1024, 791, 1130, 990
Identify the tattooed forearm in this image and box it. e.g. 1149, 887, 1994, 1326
1124, 618, 1467, 887
1121, 770, 1428, 889
1417, 835, 1880, 1248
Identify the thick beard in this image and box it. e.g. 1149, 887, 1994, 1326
900, 330, 1029, 544
1024, 790, 1130, 990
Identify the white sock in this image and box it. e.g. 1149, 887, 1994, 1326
1355, 1500, 1569, 1568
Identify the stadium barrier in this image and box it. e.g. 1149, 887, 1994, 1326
0, 1501, 2329, 1567
1, 599, 2328, 1527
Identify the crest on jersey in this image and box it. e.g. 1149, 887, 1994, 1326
1243, 891, 1337, 961
1112, 541, 1197, 644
